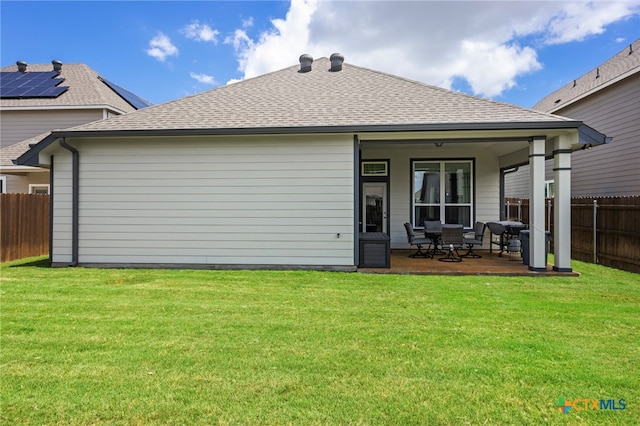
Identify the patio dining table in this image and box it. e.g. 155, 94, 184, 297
424, 225, 474, 258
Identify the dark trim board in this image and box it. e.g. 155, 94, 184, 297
51, 262, 358, 272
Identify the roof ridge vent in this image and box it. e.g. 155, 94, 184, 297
16, 61, 27, 73
52, 60, 62, 72
299, 54, 313, 73
330, 53, 344, 72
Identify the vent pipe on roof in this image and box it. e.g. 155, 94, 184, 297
630, 44, 634, 55
17, 61, 27, 73
330, 53, 344, 72
52, 60, 62, 72
596, 68, 600, 79
299, 54, 313, 72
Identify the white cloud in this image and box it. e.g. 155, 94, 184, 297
242, 17, 254, 29
190, 72, 217, 85
225, 0, 318, 79
450, 41, 542, 98
545, 1, 640, 44
226, 0, 640, 97
146, 33, 178, 62
183, 20, 220, 44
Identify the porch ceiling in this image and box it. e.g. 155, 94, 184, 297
359, 126, 572, 142
359, 138, 530, 157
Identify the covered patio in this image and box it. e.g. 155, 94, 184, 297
357, 125, 609, 275
358, 249, 579, 276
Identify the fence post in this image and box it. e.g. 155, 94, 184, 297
518, 199, 522, 222
593, 199, 598, 264
546, 199, 551, 231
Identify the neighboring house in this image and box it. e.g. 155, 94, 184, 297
0, 60, 152, 193
505, 39, 640, 198
17, 55, 609, 273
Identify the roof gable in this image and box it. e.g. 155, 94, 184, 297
62, 57, 572, 134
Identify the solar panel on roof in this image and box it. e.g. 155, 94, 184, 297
99, 77, 153, 109
0, 71, 69, 98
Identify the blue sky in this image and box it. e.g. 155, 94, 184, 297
2, 1, 639, 108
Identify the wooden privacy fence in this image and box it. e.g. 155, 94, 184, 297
0, 194, 50, 263
505, 196, 640, 274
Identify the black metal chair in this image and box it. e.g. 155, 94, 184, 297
462, 221, 486, 258
403, 222, 433, 258
424, 220, 442, 236
438, 224, 464, 262
424, 220, 444, 256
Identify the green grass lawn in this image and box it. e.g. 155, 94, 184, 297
1, 257, 638, 425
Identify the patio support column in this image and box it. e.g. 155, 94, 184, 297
553, 134, 574, 272
529, 137, 547, 272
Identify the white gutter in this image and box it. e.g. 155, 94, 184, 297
0, 104, 129, 115
0, 165, 49, 172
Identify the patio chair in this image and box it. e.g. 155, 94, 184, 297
462, 221, 486, 258
424, 220, 444, 255
423, 220, 442, 240
438, 224, 464, 262
403, 222, 433, 258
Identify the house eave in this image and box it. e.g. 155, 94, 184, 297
546, 66, 640, 114
577, 122, 613, 147
51, 120, 583, 138
15, 134, 58, 166
0, 104, 130, 115
16, 120, 604, 167
0, 164, 49, 173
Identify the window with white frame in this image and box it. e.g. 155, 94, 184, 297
29, 184, 50, 195
545, 180, 555, 198
361, 161, 388, 176
413, 160, 473, 227
0, 176, 6, 193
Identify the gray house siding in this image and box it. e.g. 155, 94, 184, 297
4, 172, 48, 194
506, 68, 639, 198
558, 73, 640, 197
0, 109, 104, 148
1, 109, 107, 194
50, 134, 356, 268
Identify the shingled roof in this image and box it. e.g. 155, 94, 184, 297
61, 56, 574, 135
1, 62, 145, 113
534, 38, 640, 113
0, 132, 50, 166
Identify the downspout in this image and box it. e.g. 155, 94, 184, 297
354, 135, 360, 267
500, 166, 519, 221
59, 138, 79, 266
49, 155, 54, 265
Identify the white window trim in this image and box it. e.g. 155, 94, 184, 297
361, 161, 388, 176
0, 176, 6, 193
412, 159, 474, 227
545, 180, 555, 198
28, 184, 50, 195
